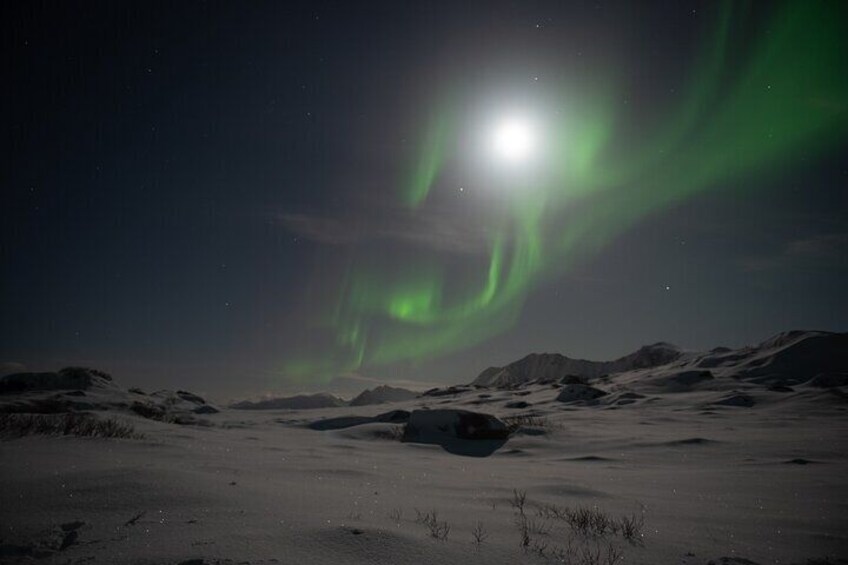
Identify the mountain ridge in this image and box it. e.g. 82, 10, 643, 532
472, 342, 683, 387
471, 330, 846, 389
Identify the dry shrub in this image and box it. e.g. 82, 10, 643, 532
0, 413, 142, 439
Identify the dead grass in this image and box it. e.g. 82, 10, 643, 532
617, 512, 645, 544
510, 488, 527, 515
471, 521, 487, 549
0, 413, 142, 439
536, 502, 644, 544
502, 413, 560, 432
414, 508, 450, 541
376, 424, 405, 441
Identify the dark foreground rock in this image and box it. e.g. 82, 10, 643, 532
401, 409, 510, 457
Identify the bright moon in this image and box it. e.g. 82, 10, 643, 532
491, 117, 536, 163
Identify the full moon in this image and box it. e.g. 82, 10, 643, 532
491, 117, 537, 164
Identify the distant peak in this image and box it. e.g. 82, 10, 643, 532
639, 342, 679, 350
759, 330, 830, 350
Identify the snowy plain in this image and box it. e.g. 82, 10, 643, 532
1, 331, 847, 565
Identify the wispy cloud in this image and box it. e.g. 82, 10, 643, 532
0, 362, 26, 376
277, 209, 492, 255
741, 233, 848, 272
279, 213, 363, 246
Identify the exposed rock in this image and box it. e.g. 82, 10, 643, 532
707, 558, 760, 565
130, 401, 166, 420
402, 409, 510, 456
421, 386, 472, 397
669, 370, 714, 387
714, 393, 755, 407
556, 384, 608, 404
560, 374, 589, 385
504, 401, 530, 409
375, 409, 411, 423
404, 409, 509, 441
176, 390, 206, 404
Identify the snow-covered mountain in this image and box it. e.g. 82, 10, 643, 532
472, 331, 847, 390
472, 342, 682, 387
230, 393, 346, 410
349, 385, 418, 406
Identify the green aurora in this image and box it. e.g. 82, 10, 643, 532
285, 1, 848, 381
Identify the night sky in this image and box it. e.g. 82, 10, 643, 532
2, 1, 847, 400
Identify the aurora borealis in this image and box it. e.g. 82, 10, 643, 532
2, 1, 847, 397
284, 1, 848, 382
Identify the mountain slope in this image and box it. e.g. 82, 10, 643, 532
471, 331, 848, 390
472, 343, 682, 387
230, 393, 346, 410
349, 385, 417, 406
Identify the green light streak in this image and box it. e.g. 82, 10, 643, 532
284, 1, 848, 381
404, 105, 453, 208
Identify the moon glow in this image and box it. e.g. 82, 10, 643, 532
491, 117, 537, 164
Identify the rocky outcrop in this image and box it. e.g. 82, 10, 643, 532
401, 409, 510, 456
403, 409, 510, 441
0, 367, 115, 394
555, 384, 608, 404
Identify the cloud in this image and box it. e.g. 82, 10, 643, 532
784, 233, 848, 259
741, 233, 848, 272
277, 208, 492, 255
278, 213, 363, 246
0, 362, 26, 376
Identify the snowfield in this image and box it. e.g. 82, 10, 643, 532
1, 331, 847, 564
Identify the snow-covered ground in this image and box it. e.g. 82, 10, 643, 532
1, 332, 847, 564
